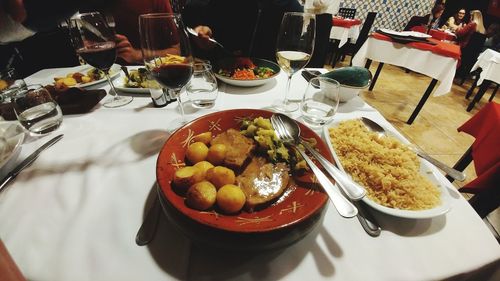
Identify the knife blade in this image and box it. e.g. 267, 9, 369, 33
0, 134, 63, 193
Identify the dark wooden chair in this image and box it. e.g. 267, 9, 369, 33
307, 13, 333, 68
403, 15, 427, 31
338, 8, 356, 19
330, 12, 377, 67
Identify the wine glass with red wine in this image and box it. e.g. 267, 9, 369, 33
69, 12, 133, 108
139, 13, 194, 126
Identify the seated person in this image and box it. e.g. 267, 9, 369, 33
455, 10, 485, 49
404, 4, 444, 31
183, 0, 303, 62
442, 8, 466, 32
483, 23, 500, 51
84, 0, 174, 65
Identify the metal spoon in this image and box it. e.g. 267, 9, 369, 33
270, 114, 358, 218
361, 117, 466, 182
275, 114, 366, 200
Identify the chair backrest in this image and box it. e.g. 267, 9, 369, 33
351, 12, 377, 56
458, 32, 487, 77
338, 8, 356, 19
404, 15, 426, 31
306, 13, 333, 68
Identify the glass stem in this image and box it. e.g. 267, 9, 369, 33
283, 74, 292, 105
176, 89, 185, 121
104, 71, 118, 98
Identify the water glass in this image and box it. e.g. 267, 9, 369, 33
300, 77, 340, 127
0, 68, 27, 104
186, 63, 218, 108
12, 85, 63, 135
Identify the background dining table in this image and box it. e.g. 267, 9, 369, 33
330, 17, 362, 48
352, 32, 461, 124
0, 66, 499, 281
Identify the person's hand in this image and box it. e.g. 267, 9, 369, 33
115, 34, 143, 64
191, 25, 215, 50
2, 0, 26, 23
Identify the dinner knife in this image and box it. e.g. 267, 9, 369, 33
0, 134, 63, 193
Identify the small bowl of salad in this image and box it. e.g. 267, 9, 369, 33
213, 57, 280, 87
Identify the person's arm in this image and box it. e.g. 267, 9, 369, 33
2, 0, 26, 23
115, 34, 143, 64
456, 22, 476, 38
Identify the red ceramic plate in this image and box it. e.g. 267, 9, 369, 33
156, 109, 331, 234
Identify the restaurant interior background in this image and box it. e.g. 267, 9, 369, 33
339, 0, 499, 32
335, 0, 500, 239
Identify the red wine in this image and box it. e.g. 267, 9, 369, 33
152, 64, 193, 89
77, 42, 117, 71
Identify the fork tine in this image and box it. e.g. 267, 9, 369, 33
276, 115, 293, 142
271, 115, 286, 140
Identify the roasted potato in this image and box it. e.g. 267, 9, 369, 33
193, 161, 214, 179
206, 143, 227, 165
186, 142, 209, 164
216, 184, 246, 213
173, 166, 204, 190
193, 132, 212, 145
206, 166, 235, 189
186, 181, 217, 210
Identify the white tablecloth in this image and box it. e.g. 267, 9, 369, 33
471, 48, 500, 85
0, 67, 499, 281
330, 25, 360, 47
352, 37, 458, 96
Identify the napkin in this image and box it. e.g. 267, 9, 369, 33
0, 122, 24, 167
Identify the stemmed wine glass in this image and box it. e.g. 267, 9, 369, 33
274, 12, 315, 113
139, 13, 194, 127
69, 12, 133, 108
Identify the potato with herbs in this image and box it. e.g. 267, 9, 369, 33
193, 161, 214, 179
217, 184, 246, 213
193, 132, 212, 145
186, 142, 209, 164
207, 143, 227, 165
173, 166, 204, 190
186, 181, 217, 210
206, 166, 235, 189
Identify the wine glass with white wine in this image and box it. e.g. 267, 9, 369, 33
274, 12, 315, 113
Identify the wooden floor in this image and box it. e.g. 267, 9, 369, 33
329, 58, 499, 239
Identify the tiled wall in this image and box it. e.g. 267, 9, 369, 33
339, 0, 435, 31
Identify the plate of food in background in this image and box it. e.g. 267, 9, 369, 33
114, 67, 159, 94
52, 64, 121, 91
213, 57, 280, 87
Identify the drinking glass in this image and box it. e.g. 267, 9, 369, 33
274, 12, 315, 113
300, 77, 340, 127
69, 12, 133, 108
139, 13, 194, 127
187, 63, 218, 108
0, 68, 26, 104
12, 85, 63, 135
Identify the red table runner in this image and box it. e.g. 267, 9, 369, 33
332, 18, 362, 28
411, 26, 456, 41
371, 32, 461, 61
458, 102, 500, 192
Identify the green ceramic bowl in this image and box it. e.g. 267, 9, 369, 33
320, 66, 372, 102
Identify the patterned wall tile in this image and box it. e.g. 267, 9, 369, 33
340, 0, 435, 31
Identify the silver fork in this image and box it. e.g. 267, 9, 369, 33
270, 115, 358, 218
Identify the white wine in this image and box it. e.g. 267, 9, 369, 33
276, 51, 311, 76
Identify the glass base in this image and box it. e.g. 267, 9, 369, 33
103, 96, 133, 108
272, 99, 299, 113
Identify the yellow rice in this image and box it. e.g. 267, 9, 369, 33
329, 120, 440, 210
